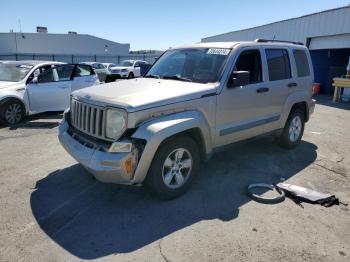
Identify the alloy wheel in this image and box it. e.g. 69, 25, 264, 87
162, 148, 193, 189
4, 103, 22, 125
288, 115, 302, 142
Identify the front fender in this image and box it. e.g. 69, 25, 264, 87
0, 92, 28, 114
130, 110, 212, 184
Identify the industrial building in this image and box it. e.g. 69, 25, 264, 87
202, 6, 350, 94
0, 28, 131, 63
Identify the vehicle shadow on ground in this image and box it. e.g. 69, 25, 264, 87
0, 112, 62, 130
30, 136, 317, 259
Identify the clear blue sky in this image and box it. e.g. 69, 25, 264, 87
1, 0, 349, 50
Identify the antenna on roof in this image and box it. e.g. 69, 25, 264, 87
18, 19, 22, 33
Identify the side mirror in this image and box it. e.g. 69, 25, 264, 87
228, 71, 250, 88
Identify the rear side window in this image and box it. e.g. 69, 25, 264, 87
56, 65, 74, 81
265, 49, 291, 81
293, 49, 310, 77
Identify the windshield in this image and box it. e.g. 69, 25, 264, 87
0, 63, 34, 82
119, 61, 133, 67
145, 48, 231, 83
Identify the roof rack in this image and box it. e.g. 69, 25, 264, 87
254, 39, 304, 46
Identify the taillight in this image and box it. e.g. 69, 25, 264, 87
312, 83, 320, 96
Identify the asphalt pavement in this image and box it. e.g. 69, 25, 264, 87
0, 97, 349, 262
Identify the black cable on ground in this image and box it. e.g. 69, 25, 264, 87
247, 183, 285, 204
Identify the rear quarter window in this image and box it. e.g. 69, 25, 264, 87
265, 49, 291, 81
293, 49, 310, 77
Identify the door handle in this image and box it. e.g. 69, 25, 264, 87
288, 82, 298, 88
256, 87, 269, 93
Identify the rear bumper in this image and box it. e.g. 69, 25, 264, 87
309, 98, 316, 116
58, 118, 134, 184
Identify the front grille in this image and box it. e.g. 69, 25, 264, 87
70, 99, 107, 140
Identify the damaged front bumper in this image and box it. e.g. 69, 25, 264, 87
58, 115, 138, 185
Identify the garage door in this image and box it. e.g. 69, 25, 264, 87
309, 34, 350, 50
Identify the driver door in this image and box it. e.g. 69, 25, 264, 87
27, 64, 74, 113
215, 47, 274, 147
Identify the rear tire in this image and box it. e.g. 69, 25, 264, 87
278, 109, 305, 149
145, 136, 200, 200
105, 74, 113, 83
0, 100, 24, 126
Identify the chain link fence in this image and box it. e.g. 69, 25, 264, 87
0, 53, 159, 64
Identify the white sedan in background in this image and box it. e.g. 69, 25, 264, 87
102, 63, 117, 72
110, 60, 149, 79
0, 61, 99, 125
80, 62, 110, 82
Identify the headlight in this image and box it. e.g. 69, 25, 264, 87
105, 109, 127, 140
121, 69, 128, 72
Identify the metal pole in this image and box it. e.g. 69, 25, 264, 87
14, 33, 18, 60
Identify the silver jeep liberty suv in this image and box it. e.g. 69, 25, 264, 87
59, 39, 315, 199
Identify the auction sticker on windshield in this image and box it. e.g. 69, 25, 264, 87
207, 48, 230, 55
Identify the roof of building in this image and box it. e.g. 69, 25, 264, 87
202, 5, 350, 41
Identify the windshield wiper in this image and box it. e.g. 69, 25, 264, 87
144, 74, 161, 79
162, 75, 192, 82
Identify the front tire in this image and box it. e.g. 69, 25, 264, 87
128, 72, 134, 79
145, 136, 200, 200
278, 109, 305, 149
0, 100, 24, 126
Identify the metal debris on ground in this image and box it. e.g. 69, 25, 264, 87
247, 182, 347, 208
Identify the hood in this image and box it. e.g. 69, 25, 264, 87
0, 81, 23, 90
72, 78, 217, 112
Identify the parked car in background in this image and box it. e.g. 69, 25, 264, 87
80, 62, 110, 82
0, 61, 98, 125
110, 60, 150, 79
59, 40, 315, 199
102, 63, 119, 82
102, 63, 117, 72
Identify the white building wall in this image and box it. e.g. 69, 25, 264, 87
202, 6, 350, 45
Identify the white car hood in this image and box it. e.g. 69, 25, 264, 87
0, 81, 23, 90
72, 78, 217, 112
